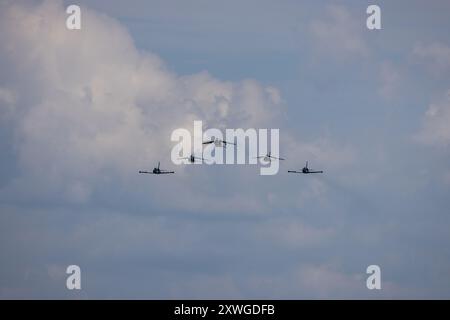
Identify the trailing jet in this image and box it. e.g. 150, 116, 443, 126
202, 137, 235, 147
255, 152, 285, 162
139, 161, 174, 175
179, 154, 208, 163
288, 161, 323, 174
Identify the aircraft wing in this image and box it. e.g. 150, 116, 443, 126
202, 141, 214, 144
160, 171, 175, 174
309, 171, 323, 173
139, 171, 154, 174
287, 170, 301, 173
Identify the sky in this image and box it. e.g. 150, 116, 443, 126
1, 0, 450, 299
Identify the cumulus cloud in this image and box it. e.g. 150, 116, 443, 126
0, 0, 356, 211
0, 0, 284, 203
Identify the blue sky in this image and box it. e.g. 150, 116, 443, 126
1, 0, 450, 298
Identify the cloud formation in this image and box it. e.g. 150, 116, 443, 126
0, 0, 284, 204
309, 5, 369, 59
416, 90, 450, 146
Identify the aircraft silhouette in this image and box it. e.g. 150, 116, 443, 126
179, 153, 208, 163
202, 137, 235, 147
255, 152, 285, 162
139, 161, 174, 175
288, 161, 323, 174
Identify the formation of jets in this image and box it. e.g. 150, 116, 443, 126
139, 137, 324, 176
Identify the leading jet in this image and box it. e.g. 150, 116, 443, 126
139, 161, 175, 175
288, 161, 323, 174
202, 137, 235, 148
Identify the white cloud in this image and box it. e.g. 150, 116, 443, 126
0, 1, 283, 203
416, 90, 450, 146
309, 5, 369, 59
0, 0, 358, 214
